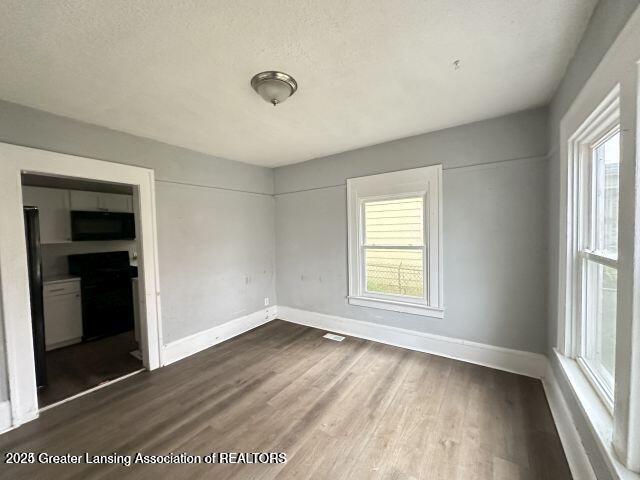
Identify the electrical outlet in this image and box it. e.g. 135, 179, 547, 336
264, 297, 270, 306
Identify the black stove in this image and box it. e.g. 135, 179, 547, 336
68, 251, 137, 341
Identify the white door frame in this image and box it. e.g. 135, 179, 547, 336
0, 142, 163, 429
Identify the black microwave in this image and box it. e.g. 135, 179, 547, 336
70, 211, 136, 241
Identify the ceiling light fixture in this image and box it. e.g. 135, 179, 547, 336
250, 71, 298, 106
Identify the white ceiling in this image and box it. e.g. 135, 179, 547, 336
0, 1, 596, 167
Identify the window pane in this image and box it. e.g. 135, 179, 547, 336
365, 248, 423, 297
584, 261, 617, 384
364, 197, 423, 246
593, 131, 620, 256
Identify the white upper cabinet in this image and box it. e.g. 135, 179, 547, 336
69, 190, 132, 212
69, 190, 101, 211
22, 186, 72, 244
100, 193, 132, 212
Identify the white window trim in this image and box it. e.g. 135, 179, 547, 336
568, 91, 620, 412
557, 5, 640, 475
554, 349, 634, 480
346, 165, 444, 318
563, 89, 620, 356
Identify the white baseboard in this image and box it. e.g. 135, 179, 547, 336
277, 306, 547, 379
0, 401, 12, 434
541, 361, 597, 480
162, 306, 278, 366
46, 337, 82, 351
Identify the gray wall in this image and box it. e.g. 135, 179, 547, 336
0, 100, 277, 402
156, 182, 275, 342
275, 108, 549, 354
546, 1, 640, 479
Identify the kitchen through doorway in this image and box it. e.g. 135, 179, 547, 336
22, 174, 145, 408
0, 143, 162, 431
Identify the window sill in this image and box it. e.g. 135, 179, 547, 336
575, 356, 614, 414
554, 349, 639, 480
347, 295, 444, 318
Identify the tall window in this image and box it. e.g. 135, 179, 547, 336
576, 127, 620, 406
347, 166, 443, 318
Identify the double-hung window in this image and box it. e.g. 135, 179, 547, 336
569, 96, 621, 408
577, 128, 620, 406
347, 166, 443, 318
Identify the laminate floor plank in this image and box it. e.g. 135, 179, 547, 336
0, 320, 572, 480
39, 331, 142, 408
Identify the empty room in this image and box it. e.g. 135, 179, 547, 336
0, 1, 639, 479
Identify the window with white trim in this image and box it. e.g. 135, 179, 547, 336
347, 166, 443, 318
556, 14, 640, 474
570, 98, 620, 408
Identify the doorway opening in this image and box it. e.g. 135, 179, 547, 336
0, 144, 163, 430
21, 174, 145, 408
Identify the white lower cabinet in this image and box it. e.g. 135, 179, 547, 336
43, 278, 82, 350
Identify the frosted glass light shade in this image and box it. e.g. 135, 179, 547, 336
251, 71, 297, 106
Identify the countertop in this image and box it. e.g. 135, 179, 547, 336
43, 275, 81, 285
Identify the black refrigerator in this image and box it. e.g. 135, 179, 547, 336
24, 206, 47, 389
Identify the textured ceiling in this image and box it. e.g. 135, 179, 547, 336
0, 1, 596, 167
